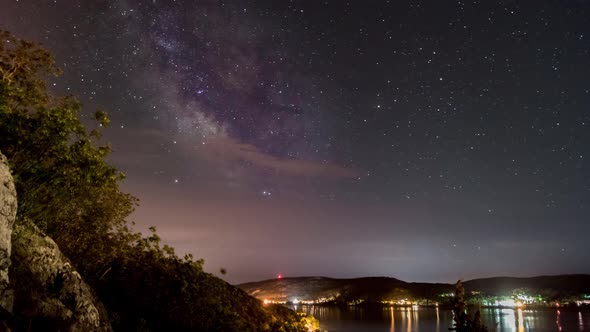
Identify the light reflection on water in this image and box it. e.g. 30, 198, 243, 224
291, 305, 590, 332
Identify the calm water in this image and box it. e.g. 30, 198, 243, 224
291, 305, 590, 332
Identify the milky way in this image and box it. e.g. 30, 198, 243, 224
2, 0, 590, 283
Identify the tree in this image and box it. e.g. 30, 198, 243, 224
450, 280, 490, 332
0, 30, 141, 281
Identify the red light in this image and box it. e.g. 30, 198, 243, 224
277, 274, 283, 279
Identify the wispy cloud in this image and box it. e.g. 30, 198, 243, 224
202, 136, 357, 178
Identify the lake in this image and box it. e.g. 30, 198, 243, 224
290, 305, 590, 331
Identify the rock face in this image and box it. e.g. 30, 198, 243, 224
0, 151, 111, 331
10, 221, 111, 331
0, 152, 16, 323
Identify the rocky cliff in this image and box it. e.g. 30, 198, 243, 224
0, 151, 111, 331
0, 152, 16, 329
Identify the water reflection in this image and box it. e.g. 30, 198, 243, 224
516, 308, 524, 332
293, 305, 589, 332
389, 307, 394, 332
436, 307, 440, 332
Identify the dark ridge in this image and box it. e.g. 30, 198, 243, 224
239, 274, 590, 304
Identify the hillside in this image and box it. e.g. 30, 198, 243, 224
462, 274, 590, 295
239, 276, 448, 304
238, 275, 590, 306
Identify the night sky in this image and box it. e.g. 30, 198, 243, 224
2, 0, 590, 284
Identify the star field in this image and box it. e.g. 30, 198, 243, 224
2, 0, 590, 283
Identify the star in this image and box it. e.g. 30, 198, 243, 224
5, 0, 588, 284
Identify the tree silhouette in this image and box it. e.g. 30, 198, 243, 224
450, 280, 490, 332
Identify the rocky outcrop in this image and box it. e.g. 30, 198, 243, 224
0, 151, 111, 331
10, 221, 111, 331
0, 152, 16, 325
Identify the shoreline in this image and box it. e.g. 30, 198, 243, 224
281, 302, 590, 312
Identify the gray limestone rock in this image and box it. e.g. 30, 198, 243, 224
0, 152, 16, 319
1, 151, 111, 331
10, 221, 111, 331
